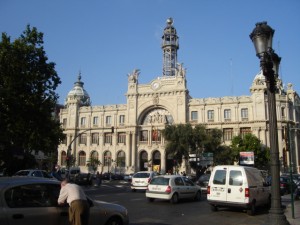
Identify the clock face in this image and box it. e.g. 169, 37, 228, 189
152, 82, 160, 90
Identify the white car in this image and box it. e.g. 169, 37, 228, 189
131, 171, 159, 191
0, 176, 129, 225
146, 175, 202, 204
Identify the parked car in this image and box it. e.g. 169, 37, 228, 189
196, 174, 211, 194
14, 169, 54, 179
124, 173, 134, 182
207, 165, 271, 216
73, 173, 93, 186
131, 171, 159, 192
0, 176, 129, 225
280, 175, 297, 195
146, 175, 202, 204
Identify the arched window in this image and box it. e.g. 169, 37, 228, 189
104, 151, 112, 167
91, 151, 98, 160
61, 151, 67, 166
78, 151, 86, 166
117, 151, 125, 167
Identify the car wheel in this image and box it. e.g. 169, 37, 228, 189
147, 197, 154, 202
247, 202, 256, 216
105, 216, 122, 225
194, 191, 201, 201
210, 205, 218, 212
170, 193, 178, 204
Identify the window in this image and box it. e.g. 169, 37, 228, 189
118, 132, 126, 144
224, 109, 231, 121
241, 108, 248, 120
78, 151, 86, 166
4, 183, 60, 208
140, 130, 148, 142
61, 136, 67, 145
191, 111, 198, 121
229, 170, 243, 186
93, 116, 98, 126
104, 133, 112, 144
62, 118, 67, 128
106, 116, 111, 126
208, 110, 214, 121
223, 128, 233, 141
213, 170, 226, 185
104, 152, 111, 167
117, 151, 126, 167
79, 134, 87, 145
61, 151, 67, 166
119, 115, 125, 125
91, 151, 98, 160
281, 107, 285, 118
174, 177, 184, 186
91, 133, 99, 145
152, 129, 161, 142
240, 127, 251, 138
80, 117, 86, 127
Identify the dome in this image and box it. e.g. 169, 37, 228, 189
252, 70, 266, 85
66, 73, 91, 106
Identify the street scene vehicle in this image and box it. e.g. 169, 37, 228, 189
14, 169, 55, 179
131, 171, 159, 191
73, 173, 93, 185
207, 165, 271, 215
0, 176, 129, 225
146, 175, 202, 204
196, 173, 211, 194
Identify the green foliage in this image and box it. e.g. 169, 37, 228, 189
86, 157, 101, 173
231, 133, 270, 170
0, 25, 64, 175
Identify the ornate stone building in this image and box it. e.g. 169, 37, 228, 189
58, 18, 300, 174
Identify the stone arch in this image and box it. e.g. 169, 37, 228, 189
103, 151, 112, 173
90, 150, 98, 160
137, 106, 174, 126
116, 150, 126, 174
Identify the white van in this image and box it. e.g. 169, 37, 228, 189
207, 165, 271, 215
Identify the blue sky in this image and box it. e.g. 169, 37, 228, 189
1, 0, 300, 105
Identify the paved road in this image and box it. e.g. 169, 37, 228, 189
84, 181, 270, 225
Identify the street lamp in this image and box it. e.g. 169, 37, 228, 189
250, 22, 289, 225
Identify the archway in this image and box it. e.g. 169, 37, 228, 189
152, 150, 161, 172
139, 150, 148, 171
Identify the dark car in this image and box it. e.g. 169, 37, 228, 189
73, 173, 93, 185
280, 176, 297, 195
196, 174, 211, 194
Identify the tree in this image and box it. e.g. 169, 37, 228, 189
231, 133, 270, 170
86, 157, 101, 174
0, 25, 64, 175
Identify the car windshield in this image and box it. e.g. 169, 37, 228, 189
134, 173, 150, 178
150, 177, 169, 185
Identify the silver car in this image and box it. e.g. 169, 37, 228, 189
0, 176, 129, 225
146, 175, 202, 204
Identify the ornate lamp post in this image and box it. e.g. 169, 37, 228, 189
250, 22, 289, 225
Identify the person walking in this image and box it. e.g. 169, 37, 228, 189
58, 179, 90, 225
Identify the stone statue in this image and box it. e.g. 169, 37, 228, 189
128, 69, 140, 83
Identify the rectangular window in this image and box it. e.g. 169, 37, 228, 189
241, 108, 248, 121
207, 110, 214, 121
79, 134, 87, 145
240, 127, 251, 138
106, 116, 111, 126
62, 118, 67, 128
119, 115, 125, 125
91, 133, 99, 145
62, 136, 67, 145
93, 116, 98, 126
213, 170, 226, 185
281, 107, 285, 118
118, 132, 126, 144
104, 133, 112, 144
223, 128, 233, 141
229, 170, 243, 186
139, 130, 148, 142
80, 117, 86, 127
191, 111, 198, 121
224, 109, 231, 121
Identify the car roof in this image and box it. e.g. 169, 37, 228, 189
0, 176, 60, 189
154, 175, 183, 179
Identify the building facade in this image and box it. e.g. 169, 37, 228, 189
58, 18, 300, 174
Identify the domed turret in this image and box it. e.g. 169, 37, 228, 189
65, 72, 91, 107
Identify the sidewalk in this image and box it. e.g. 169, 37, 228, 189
282, 194, 300, 225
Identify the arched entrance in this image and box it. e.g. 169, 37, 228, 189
152, 150, 161, 172
139, 151, 148, 171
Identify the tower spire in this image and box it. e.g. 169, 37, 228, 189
162, 18, 179, 76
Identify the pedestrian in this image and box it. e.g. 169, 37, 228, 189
58, 179, 90, 225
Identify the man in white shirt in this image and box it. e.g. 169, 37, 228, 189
58, 179, 90, 225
